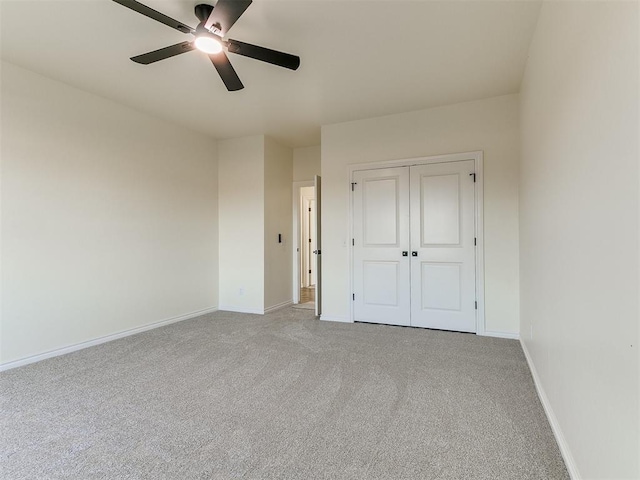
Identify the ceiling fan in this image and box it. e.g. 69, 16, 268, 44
112, 0, 300, 91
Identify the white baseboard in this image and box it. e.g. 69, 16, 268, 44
264, 300, 293, 314
0, 306, 218, 372
482, 330, 520, 339
520, 340, 581, 480
218, 305, 264, 315
218, 302, 295, 315
320, 314, 352, 323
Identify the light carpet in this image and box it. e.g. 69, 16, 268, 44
0, 308, 569, 479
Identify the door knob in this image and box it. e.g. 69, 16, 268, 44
412, 251, 418, 256
402, 251, 408, 256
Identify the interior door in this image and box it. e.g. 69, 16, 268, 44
409, 160, 476, 332
353, 167, 411, 325
314, 175, 322, 316
309, 199, 317, 286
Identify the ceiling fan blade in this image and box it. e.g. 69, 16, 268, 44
204, 0, 252, 36
131, 42, 195, 64
112, 0, 195, 34
209, 52, 244, 91
226, 39, 300, 70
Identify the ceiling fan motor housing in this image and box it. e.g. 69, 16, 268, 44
195, 4, 214, 23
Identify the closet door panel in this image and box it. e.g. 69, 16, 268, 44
410, 160, 476, 332
353, 167, 411, 326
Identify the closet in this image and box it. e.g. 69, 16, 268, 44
352, 160, 477, 332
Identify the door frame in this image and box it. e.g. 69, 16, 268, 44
300, 194, 316, 288
348, 151, 486, 335
292, 180, 314, 304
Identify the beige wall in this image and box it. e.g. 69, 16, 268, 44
264, 137, 293, 310
1, 62, 219, 365
293, 145, 320, 182
320, 94, 520, 335
218, 135, 265, 313
519, 2, 639, 478
218, 135, 293, 313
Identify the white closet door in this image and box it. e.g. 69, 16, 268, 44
353, 167, 411, 326
409, 160, 476, 332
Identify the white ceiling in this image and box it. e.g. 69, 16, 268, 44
1, 0, 541, 147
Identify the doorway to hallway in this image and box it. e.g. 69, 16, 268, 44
292, 177, 321, 314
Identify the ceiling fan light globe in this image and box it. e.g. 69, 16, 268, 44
195, 35, 223, 54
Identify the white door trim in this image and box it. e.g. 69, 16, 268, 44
314, 175, 322, 316
292, 181, 314, 304
348, 151, 485, 335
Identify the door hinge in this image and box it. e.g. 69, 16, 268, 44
352, 293, 355, 301
470, 173, 476, 182
352, 238, 355, 246
309, 207, 311, 212
474, 237, 477, 246
309, 238, 312, 243
351, 182, 357, 191
475, 301, 478, 310
309, 270, 312, 274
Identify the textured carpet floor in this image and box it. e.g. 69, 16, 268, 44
1, 308, 569, 479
